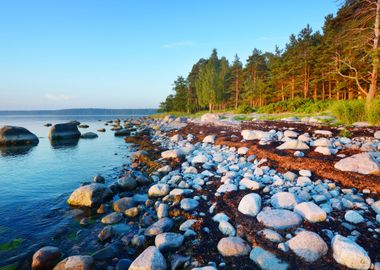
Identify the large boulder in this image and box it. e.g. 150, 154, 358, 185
0, 126, 39, 146
217, 237, 251, 257
288, 231, 328, 262
334, 153, 380, 175
67, 184, 112, 207
32, 246, 61, 270
331, 235, 371, 269
53, 255, 94, 270
257, 209, 302, 230
49, 123, 81, 140
129, 246, 167, 270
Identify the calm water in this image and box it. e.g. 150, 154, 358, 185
0, 115, 143, 264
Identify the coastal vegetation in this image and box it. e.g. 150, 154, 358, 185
159, 0, 380, 124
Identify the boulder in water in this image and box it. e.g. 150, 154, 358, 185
0, 126, 39, 146
48, 123, 81, 140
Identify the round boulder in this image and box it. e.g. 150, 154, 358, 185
217, 237, 251, 257
0, 126, 39, 146
32, 246, 61, 270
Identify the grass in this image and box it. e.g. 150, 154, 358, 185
0, 264, 17, 270
0, 239, 23, 252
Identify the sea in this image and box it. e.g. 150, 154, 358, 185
0, 111, 154, 266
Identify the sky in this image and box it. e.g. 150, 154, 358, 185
0, 0, 340, 110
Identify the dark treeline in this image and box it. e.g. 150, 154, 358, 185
159, 0, 380, 113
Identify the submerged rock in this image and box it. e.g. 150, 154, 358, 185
0, 125, 39, 146
67, 184, 112, 207
80, 132, 98, 139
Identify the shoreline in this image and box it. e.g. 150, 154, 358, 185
3, 115, 380, 269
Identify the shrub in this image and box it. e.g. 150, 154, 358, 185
330, 100, 366, 124
366, 99, 380, 125
257, 98, 330, 114
236, 104, 255, 114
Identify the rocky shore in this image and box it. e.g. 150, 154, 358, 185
8, 114, 380, 270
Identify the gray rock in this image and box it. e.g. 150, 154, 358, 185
113, 197, 136, 212
0, 126, 39, 146
49, 123, 81, 140
344, 210, 364, 224
155, 232, 184, 252
180, 198, 199, 211
257, 229, 283, 243
249, 247, 289, 270
148, 183, 170, 197
101, 212, 123, 224
118, 176, 137, 191
157, 203, 169, 218
334, 153, 380, 175
271, 192, 297, 210
129, 246, 167, 270
372, 200, 380, 214
238, 193, 261, 217
145, 217, 174, 236
80, 132, 98, 139
32, 246, 61, 270
53, 255, 94, 270
288, 231, 328, 262
67, 184, 112, 207
217, 237, 251, 257
277, 140, 309, 150
257, 209, 302, 230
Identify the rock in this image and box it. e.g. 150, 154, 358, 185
113, 197, 136, 212
299, 169, 311, 177
249, 247, 289, 270
129, 246, 167, 270
237, 147, 249, 155
0, 126, 39, 146
116, 259, 132, 270
277, 140, 309, 150
334, 153, 380, 175
217, 237, 251, 257
97, 128, 106, 132
257, 229, 283, 243
241, 130, 271, 140
257, 209, 302, 230
218, 221, 236, 236
155, 232, 184, 252
180, 198, 199, 211
32, 246, 61, 270
157, 203, 169, 218
238, 193, 261, 217
315, 146, 335, 155
200, 113, 219, 122
93, 175, 105, 183
170, 134, 183, 142
170, 254, 190, 270
313, 138, 331, 147
98, 226, 112, 241
49, 123, 81, 140
148, 183, 170, 197
314, 130, 333, 137
80, 132, 98, 139
124, 207, 139, 217
374, 131, 380, 139
284, 130, 299, 138
294, 202, 327, 223
288, 231, 328, 262
216, 183, 237, 193
331, 235, 371, 269
203, 135, 216, 144
92, 243, 120, 260
372, 201, 380, 214
101, 212, 123, 224
192, 154, 208, 164
271, 192, 297, 210
67, 184, 112, 207
161, 149, 184, 159
118, 176, 137, 191
145, 218, 174, 236
240, 178, 260, 190
179, 219, 197, 231
344, 210, 364, 224
53, 255, 94, 270
114, 128, 130, 136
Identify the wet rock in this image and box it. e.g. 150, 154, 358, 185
92, 243, 121, 260
49, 123, 81, 140
157, 203, 169, 218
238, 193, 261, 217
180, 198, 199, 211
148, 183, 170, 197
101, 212, 123, 224
334, 153, 380, 175
124, 207, 139, 217
155, 232, 184, 252
145, 217, 174, 236
53, 255, 94, 270
257, 209, 302, 230
217, 236, 251, 257
113, 197, 136, 212
80, 132, 98, 139
129, 246, 167, 270
288, 231, 328, 262
277, 140, 309, 150
93, 175, 105, 184
344, 210, 364, 224
271, 192, 297, 210
67, 184, 112, 207
114, 128, 130, 136
294, 202, 327, 223
249, 247, 289, 270
332, 235, 371, 269
118, 176, 137, 191
170, 254, 190, 270
98, 226, 112, 241
116, 259, 132, 270
32, 246, 61, 270
97, 128, 106, 132
0, 126, 39, 146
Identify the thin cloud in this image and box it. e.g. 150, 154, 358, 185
44, 93, 73, 101
162, 40, 196, 49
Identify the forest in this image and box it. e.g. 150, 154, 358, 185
158, 0, 380, 121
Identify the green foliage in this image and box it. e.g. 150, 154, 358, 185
330, 100, 366, 124
234, 115, 253, 121
0, 239, 23, 251
257, 98, 330, 114
236, 104, 255, 114
0, 264, 17, 270
366, 99, 380, 124
339, 128, 352, 138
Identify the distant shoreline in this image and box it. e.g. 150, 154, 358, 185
0, 108, 157, 116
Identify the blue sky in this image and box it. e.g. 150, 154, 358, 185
0, 0, 340, 110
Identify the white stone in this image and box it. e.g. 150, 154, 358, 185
203, 135, 216, 144
288, 231, 328, 262
334, 153, 380, 175
315, 146, 335, 155
180, 198, 199, 211
374, 131, 380, 139
314, 138, 332, 147
161, 149, 184, 159
271, 192, 297, 210
372, 200, 380, 214
201, 113, 219, 122
212, 213, 229, 223
148, 184, 170, 197
218, 221, 236, 236
249, 247, 289, 270
294, 202, 326, 223
257, 209, 302, 230
284, 130, 299, 138
314, 130, 333, 137
179, 219, 197, 231
217, 183, 238, 194
296, 176, 312, 187
217, 237, 251, 257
129, 246, 167, 270
240, 178, 260, 190
299, 170, 311, 177
277, 140, 310, 150
237, 147, 249, 155
258, 229, 283, 243
241, 130, 271, 140
238, 193, 261, 217
331, 235, 371, 270
344, 210, 364, 224
192, 154, 208, 164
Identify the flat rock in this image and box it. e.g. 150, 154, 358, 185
241, 130, 271, 140
332, 235, 371, 269
80, 132, 98, 139
288, 231, 328, 262
277, 140, 310, 150
148, 183, 170, 197
334, 153, 380, 175
257, 229, 283, 243
294, 202, 327, 223
180, 198, 199, 211
155, 232, 184, 252
203, 135, 216, 144
249, 247, 289, 270
0, 126, 39, 146
344, 210, 364, 224
145, 217, 174, 236
67, 184, 112, 207
271, 192, 297, 210
257, 209, 302, 230
217, 237, 251, 257
129, 246, 167, 270
238, 193, 261, 217
53, 255, 94, 270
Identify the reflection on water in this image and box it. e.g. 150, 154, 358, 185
50, 138, 80, 149
0, 145, 36, 157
